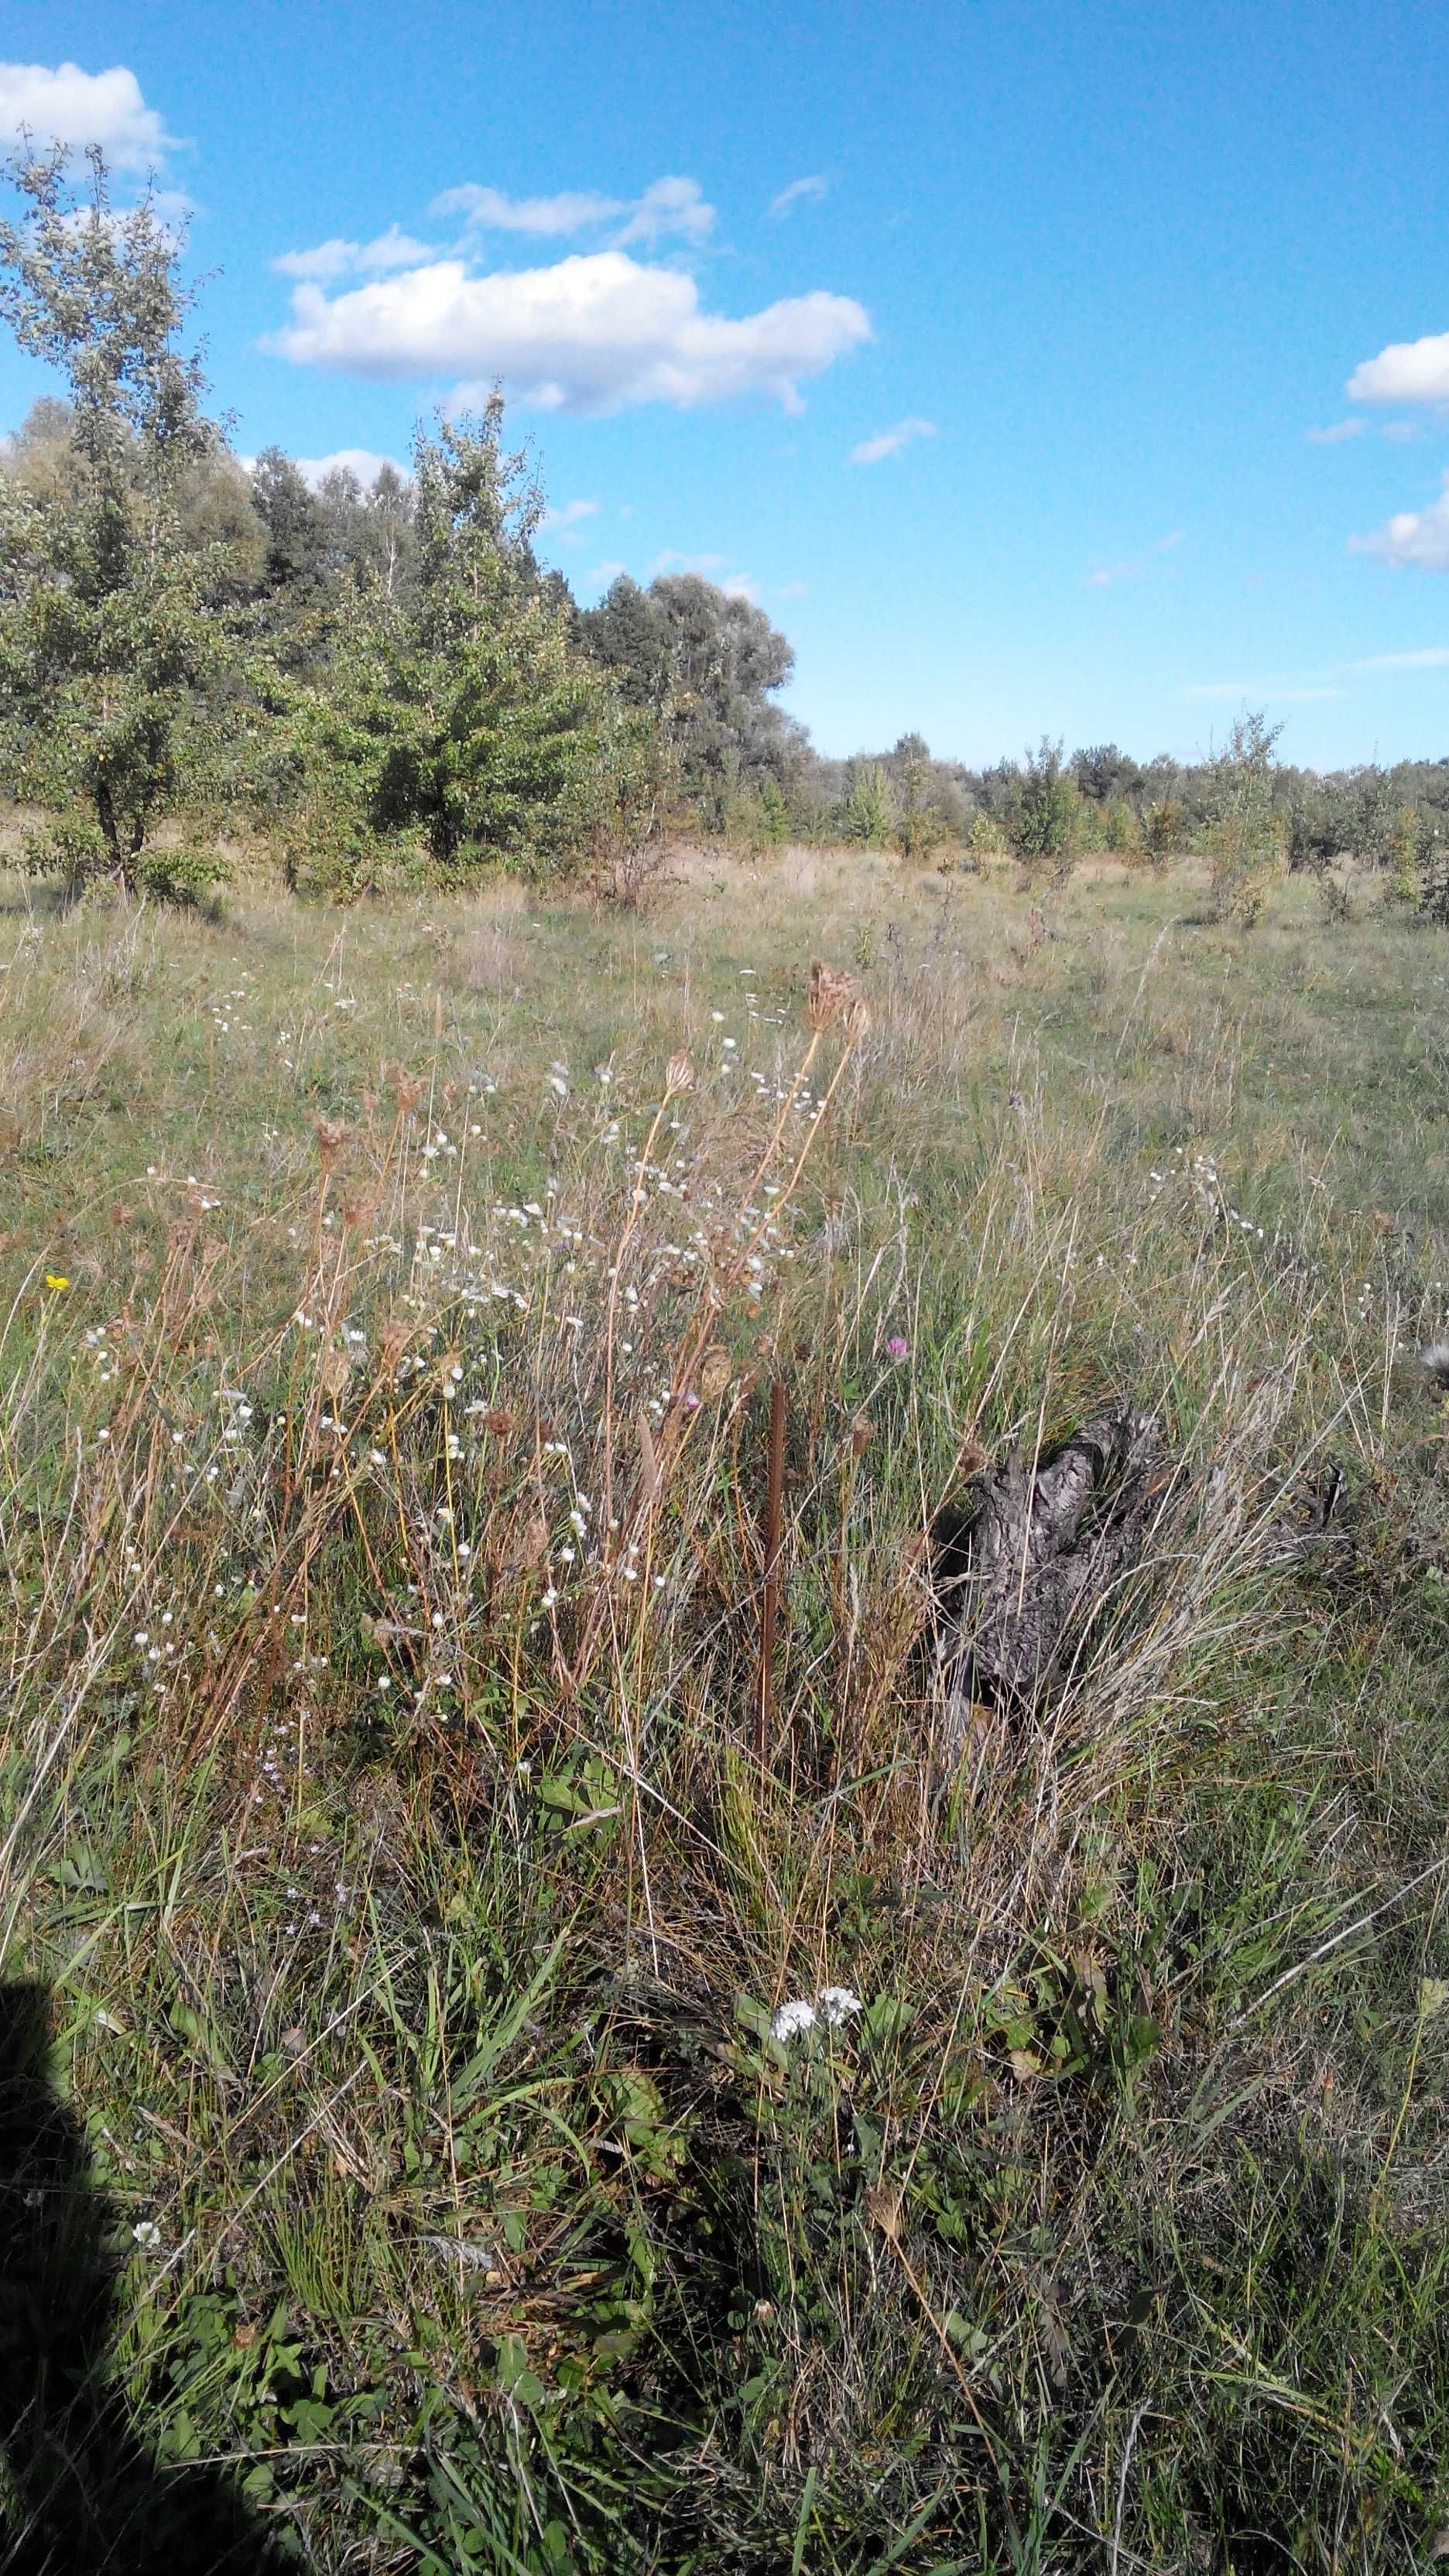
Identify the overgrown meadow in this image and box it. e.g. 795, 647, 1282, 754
3, 845, 1449, 2574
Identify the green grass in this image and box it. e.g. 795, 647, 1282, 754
2, 844, 1448, 2572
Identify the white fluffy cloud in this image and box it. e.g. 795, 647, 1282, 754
433, 183, 626, 237
769, 175, 827, 218
1347, 330, 1449, 405
615, 177, 715, 248
273, 226, 436, 281
849, 416, 937, 465
433, 175, 714, 248
1306, 419, 1365, 444
0, 59, 175, 170
1351, 471, 1449, 571
266, 251, 869, 415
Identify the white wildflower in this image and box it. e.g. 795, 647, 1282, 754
770, 1998, 817, 2043
132, 2220, 162, 2251
817, 1986, 863, 2028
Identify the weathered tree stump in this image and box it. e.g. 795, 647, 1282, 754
937, 1406, 1167, 1735
936, 1403, 1349, 1743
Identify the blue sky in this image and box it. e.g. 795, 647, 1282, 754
2, 0, 1447, 767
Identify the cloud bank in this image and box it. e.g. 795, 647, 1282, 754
267, 250, 870, 414
0, 59, 175, 170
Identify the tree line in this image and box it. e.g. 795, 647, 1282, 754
2, 147, 1446, 920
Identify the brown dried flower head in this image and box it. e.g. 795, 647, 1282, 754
392, 1069, 425, 1117
313, 1118, 348, 1169
379, 1317, 411, 1377
320, 1346, 354, 1399
698, 1344, 733, 1403
807, 960, 864, 1030
666, 1049, 695, 1098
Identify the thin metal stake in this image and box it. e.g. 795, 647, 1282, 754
756, 1378, 788, 1766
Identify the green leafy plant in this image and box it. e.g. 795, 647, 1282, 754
1009, 738, 1079, 882
1205, 707, 1284, 928
1142, 795, 1186, 865
839, 758, 896, 845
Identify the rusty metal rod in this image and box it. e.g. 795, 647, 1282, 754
755, 1378, 788, 1766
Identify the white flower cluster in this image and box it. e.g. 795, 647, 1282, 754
769, 1985, 864, 2043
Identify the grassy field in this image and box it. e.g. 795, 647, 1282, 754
2, 842, 1449, 2574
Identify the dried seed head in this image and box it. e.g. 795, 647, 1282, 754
843, 995, 873, 1043
392, 1069, 424, 1117
698, 1344, 733, 1403
666, 1049, 694, 1097
320, 1346, 354, 1399
379, 1318, 411, 1376
807, 960, 863, 1030
313, 1118, 348, 1170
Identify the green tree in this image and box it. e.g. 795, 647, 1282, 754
1071, 742, 1141, 805
1142, 796, 1185, 865
579, 574, 672, 714
580, 570, 802, 826
1101, 794, 1139, 855
890, 733, 949, 859
251, 446, 334, 613
1010, 738, 1078, 879
1205, 708, 1284, 928
839, 758, 896, 845
283, 398, 612, 889
313, 459, 417, 601
0, 146, 238, 897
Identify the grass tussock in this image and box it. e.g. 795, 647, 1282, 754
2, 850, 1449, 2571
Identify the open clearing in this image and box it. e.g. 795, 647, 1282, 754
3, 848, 1449, 2572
